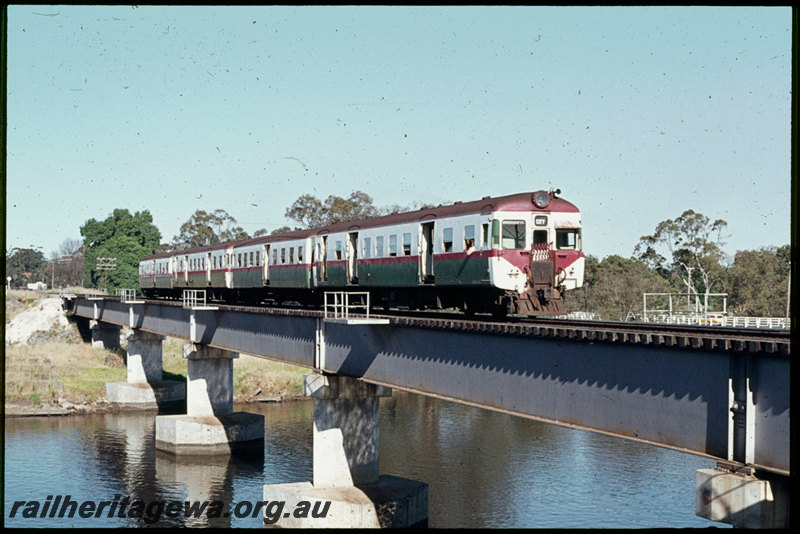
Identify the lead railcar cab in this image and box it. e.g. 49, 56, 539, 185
139, 190, 584, 317
306, 190, 583, 316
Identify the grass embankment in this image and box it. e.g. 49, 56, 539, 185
4, 290, 307, 409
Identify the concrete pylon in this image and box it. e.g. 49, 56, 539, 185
263, 374, 428, 528
155, 343, 264, 455
105, 330, 185, 410
90, 320, 121, 350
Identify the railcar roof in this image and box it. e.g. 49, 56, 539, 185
141, 191, 578, 261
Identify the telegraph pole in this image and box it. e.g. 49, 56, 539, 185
96, 257, 117, 293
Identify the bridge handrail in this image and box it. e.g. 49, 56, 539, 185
645, 314, 788, 329
117, 288, 139, 303
324, 292, 372, 321
183, 289, 210, 309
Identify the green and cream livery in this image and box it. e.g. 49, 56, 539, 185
140, 191, 584, 316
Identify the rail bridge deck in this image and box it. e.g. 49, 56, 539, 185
64, 295, 790, 474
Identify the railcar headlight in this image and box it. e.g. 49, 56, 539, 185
532, 191, 550, 209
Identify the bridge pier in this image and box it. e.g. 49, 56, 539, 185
263, 373, 428, 528
155, 343, 264, 455
696, 465, 790, 528
90, 319, 121, 350
106, 330, 185, 410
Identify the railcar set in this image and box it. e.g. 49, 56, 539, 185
139, 191, 585, 316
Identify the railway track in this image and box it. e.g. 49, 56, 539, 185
74, 294, 790, 354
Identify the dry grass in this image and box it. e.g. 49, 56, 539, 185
5, 290, 308, 406
157, 336, 307, 400
5, 341, 126, 405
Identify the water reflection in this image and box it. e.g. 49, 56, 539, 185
4, 392, 722, 528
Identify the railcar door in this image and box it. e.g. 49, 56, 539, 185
262, 244, 270, 284
317, 236, 328, 283
347, 231, 359, 284
419, 222, 435, 283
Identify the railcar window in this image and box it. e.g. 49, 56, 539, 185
443, 228, 453, 253
335, 241, 343, 260
491, 220, 500, 249
273, 250, 278, 265
289, 248, 295, 264
482, 223, 489, 249
298, 246, 303, 263
403, 233, 411, 255
534, 230, 548, 246
281, 248, 286, 264
363, 238, 371, 259
376, 236, 384, 257
502, 221, 526, 249
556, 229, 581, 250
464, 225, 475, 252
389, 235, 398, 257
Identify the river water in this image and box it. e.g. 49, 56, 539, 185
4, 391, 724, 528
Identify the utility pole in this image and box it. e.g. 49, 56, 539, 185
787, 273, 791, 320
96, 257, 117, 293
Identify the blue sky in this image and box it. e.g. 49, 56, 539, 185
5, 6, 792, 261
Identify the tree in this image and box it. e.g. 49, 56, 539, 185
583, 255, 671, 321
564, 254, 599, 313
6, 247, 47, 287
285, 191, 381, 228
170, 209, 250, 250
284, 191, 437, 229
635, 210, 728, 313
48, 238, 85, 288
269, 226, 294, 235
81, 209, 162, 291
726, 245, 791, 317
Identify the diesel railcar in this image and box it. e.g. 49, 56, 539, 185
139, 190, 584, 316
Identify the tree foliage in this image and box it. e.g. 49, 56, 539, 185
285, 191, 382, 228
284, 190, 439, 229
726, 245, 791, 317
576, 255, 672, 320
80, 209, 161, 291
6, 247, 47, 287
169, 209, 250, 250
49, 238, 85, 288
635, 210, 728, 309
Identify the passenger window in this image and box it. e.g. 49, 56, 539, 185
298, 246, 303, 263
443, 228, 453, 253
281, 248, 286, 264
502, 221, 526, 249
376, 236, 384, 257
533, 230, 548, 246
363, 238, 371, 259
491, 220, 500, 249
556, 229, 580, 250
464, 225, 475, 252
289, 247, 294, 264
335, 241, 342, 260
389, 235, 398, 257
403, 233, 412, 255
